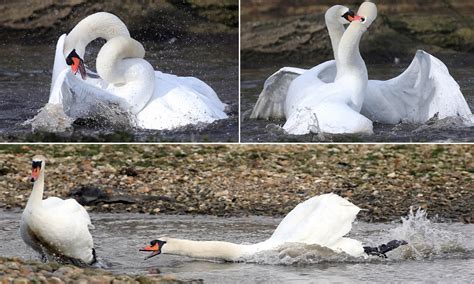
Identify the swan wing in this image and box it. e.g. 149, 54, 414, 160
250, 67, 307, 120
49, 69, 130, 119
362, 50, 472, 124
50, 34, 68, 96
136, 71, 227, 130
267, 193, 360, 247
285, 61, 337, 117
43, 197, 92, 228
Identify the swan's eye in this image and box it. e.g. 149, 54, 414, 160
361, 17, 366, 23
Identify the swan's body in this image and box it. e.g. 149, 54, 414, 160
281, 3, 377, 135
20, 156, 96, 265
251, 4, 473, 130
47, 12, 227, 130
149, 194, 365, 261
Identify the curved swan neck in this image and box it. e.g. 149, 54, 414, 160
327, 22, 345, 65
26, 166, 45, 209
96, 36, 146, 84
160, 238, 253, 261
336, 23, 367, 80
64, 12, 130, 59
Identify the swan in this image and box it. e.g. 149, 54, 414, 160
20, 155, 96, 266
251, 2, 472, 129
140, 193, 407, 261
250, 5, 354, 120
48, 12, 228, 130
280, 3, 377, 135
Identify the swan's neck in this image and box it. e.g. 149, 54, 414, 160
161, 238, 254, 261
26, 169, 45, 210
326, 20, 345, 68
96, 36, 146, 84
66, 12, 130, 59
336, 23, 367, 81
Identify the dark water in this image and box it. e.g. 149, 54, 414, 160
1, 209, 473, 282
241, 54, 474, 142
0, 36, 238, 142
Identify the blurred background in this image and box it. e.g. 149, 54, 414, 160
242, 0, 473, 65
1, 0, 238, 42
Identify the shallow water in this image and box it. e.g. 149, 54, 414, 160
241, 54, 474, 142
0, 36, 238, 142
1, 209, 472, 282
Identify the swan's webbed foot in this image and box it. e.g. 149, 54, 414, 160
364, 240, 408, 258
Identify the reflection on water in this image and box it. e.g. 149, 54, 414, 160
0, 210, 472, 282
241, 54, 474, 142
0, 36, 238, 142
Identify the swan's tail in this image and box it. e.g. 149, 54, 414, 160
364, 240, 408, 258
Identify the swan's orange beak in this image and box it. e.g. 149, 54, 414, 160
352, 15, 365, 22
71, 57, 87, 80
31, 166, 40, 182
140, 241, 165, 260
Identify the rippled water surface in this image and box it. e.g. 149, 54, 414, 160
241, 54, 474, 142
0, 36, 238, 142
1, 210, 472, 282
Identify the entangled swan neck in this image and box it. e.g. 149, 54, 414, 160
64, 12, 130, 59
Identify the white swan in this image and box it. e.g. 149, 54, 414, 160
250, 5, 354, 120
48, 12, 228, 130
20, 155, 96, 265
281, 3, 377, 135
251, 2, 472, 129
140, 193, 407, 261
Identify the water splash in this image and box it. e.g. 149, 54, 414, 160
23, 102, 136, 133
244, 243, 357, 265
389, 208, 466, 260
23, 103, 74, 133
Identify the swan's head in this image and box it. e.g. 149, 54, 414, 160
326, 5, 358, 25
65, 49, 87, 80
140, 239, 167, 260
354, 2, 378, 28
31, 155, 46, 182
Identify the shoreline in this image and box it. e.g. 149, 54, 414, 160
0, 145, 471, 223
0, 256, 191, 283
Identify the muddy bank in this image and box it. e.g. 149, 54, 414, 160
241, 0, 474, 21
0, 256, 190, 283
0, 145, 472, 223
242, 4, 474, 67
0, 0, 238, 43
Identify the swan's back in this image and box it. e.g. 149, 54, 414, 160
267, 193, 360, 247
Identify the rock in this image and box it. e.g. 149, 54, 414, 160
47, 277, 64, 284
13, 278, 29, 284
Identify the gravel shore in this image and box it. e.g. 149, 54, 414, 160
0, 256, 189, 283
0, 145, 472, 223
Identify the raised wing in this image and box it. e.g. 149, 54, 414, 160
267, 193, 360, 247
362, 50, 472, 124
250, 67, 307, 120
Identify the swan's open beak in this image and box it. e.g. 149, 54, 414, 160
140, 243, 162, 260
71, 57, 87, 80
